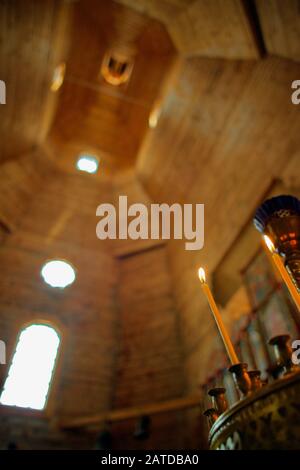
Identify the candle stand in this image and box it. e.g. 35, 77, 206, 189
204, 337, 300, 450
203, 195, 300, 450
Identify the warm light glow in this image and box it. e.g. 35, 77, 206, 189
198, 267, 206, 284
0, 324, 60, 410
41, 260, 76, 288
149, 106, 161, 129
50, 63, 66, 92
263, 235, 300, 311
263, 235, 275, 253
76, 155, 99, 174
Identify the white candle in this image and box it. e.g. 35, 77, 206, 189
264, 235, 300, 312
198, 268, 239, 365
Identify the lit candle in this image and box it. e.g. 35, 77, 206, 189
263, 235, 300, 312
198, 267, 239, 365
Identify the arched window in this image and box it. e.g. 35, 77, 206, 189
0, 324, 60, 410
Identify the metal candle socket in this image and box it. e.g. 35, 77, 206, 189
248, 370, 263, 391
208, 387, 228, 414
229, 363, 252, 397
203, 408, 219, 427
269, 334, 297, 376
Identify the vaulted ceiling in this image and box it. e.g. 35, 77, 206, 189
1, 0, 299, 172
116, 0, 260, 58
47, 0, 175, 173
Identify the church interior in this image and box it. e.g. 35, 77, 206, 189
0, 0, 300, 451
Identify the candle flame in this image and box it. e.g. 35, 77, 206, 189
263, 235, 275, 253
198, 267, 206, 284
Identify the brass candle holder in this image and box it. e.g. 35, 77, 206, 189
228, 363, 252, 397
208, 387, 228, 414
202, 195, 300, 450
203, 408, 219, 428
254, 195, 300, 290
268, 334, 298, 376
208, 371, 300, 450
248, 370, 263, 391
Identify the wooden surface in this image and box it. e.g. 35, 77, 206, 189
61, 394, 200, 428
0, 0, 71, 163
0, 0, 300, 450
0, 163, 118, 420
256, 0, 300, 62
117, 0, 259, 58
117, 0, 300, 61
137, 54, 300, 388
114, 245, 184, 409
47, 0, 175, 173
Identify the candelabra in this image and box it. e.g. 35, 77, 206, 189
202, 194, 300, 450
205, 335, 300, 450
